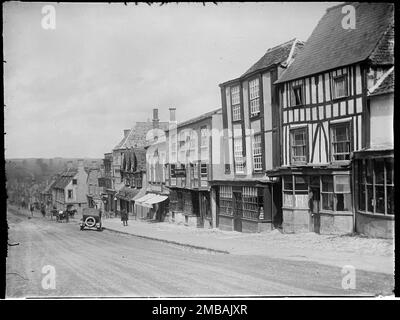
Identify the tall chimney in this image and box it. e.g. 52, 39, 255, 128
124, 129, 130, 138
152, 108, 159, 129
169, 107, 176, 122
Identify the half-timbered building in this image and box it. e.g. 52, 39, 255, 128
213, 38, 304, 232
271, 2, 394, 235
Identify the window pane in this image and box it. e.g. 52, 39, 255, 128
335, 175, 350, 193
295, 194, 309, 208
322, 176, 333, 192
322, 193, 334, 210
283, 192, 293, 207
283, 176, 293, 190
358, 161, 366, 183
336, 193, 351, 211
367, 185, 374, 212
375, 186, 385, 214
295, 176, 308, 191
358, 184, 366, 211
387, 186, 394, 215
375, 159, 385, 185
385, 158, 394, 185
366, 159, 373, 184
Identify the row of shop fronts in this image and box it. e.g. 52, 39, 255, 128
98, 3, 393, 239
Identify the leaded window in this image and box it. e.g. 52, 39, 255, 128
331, 122, 351, 161
252, 134, 262, 172
290, 127, 308, 163
249, 78, 260, 117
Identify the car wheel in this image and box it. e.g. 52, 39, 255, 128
84, 216, 96, 228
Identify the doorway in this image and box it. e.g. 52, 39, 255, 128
310, 186, 321, 233
199, 192, 210, 228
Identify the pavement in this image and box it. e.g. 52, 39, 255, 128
100, 215, 394, 276
6, 206, 395, 297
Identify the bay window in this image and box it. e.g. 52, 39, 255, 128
358, 158, 394, 215
283, 176, 309, 208
321, 175, 351, 212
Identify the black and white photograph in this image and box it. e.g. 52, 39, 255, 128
3, 1, 395, 300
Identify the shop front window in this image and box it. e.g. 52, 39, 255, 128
321, 175, 351, 212
283, 176, 309, 208
220, 186, 233, 216
358, 158, 394, 215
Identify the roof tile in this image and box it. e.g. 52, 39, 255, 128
276, 2, 394, 83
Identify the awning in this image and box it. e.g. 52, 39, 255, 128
134, 193, 168, 208
144, 195, 168, 205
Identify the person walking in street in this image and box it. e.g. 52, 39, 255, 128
40, 203, 46, 218
121, 209, 128, 226
29, 203, 34, 217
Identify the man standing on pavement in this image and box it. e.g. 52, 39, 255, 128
29, 203, 34, 217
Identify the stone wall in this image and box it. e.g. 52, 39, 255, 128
355, 212, 394, 239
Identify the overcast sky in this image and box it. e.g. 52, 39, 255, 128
4, 1, 340, 159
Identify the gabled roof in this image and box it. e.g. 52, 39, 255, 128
113, 121, 169, 151
369, 66, 394, 96
121, 148, 147, 172
276, 2, 394, 84
369, 23, 394, 65
52, 168, 77, 189
241, 39, 305, 78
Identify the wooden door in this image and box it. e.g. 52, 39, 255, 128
310, 186, 320, 233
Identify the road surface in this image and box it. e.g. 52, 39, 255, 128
6, 208, 394, 298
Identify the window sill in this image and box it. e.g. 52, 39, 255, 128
319, 210, 353, 216
331, 96, 349, 103
282, 206, 309, 211
356, 211, 394, 220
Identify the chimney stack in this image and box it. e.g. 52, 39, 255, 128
152, 108, 159, 129
124, 129, 130, 138
169, 107, 176, 122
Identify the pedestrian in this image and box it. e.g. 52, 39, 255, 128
41, 203, 46, 218
121, 209, 128, 226
30, 203, 34, 217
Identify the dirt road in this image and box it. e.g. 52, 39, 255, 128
6, 208, 394, 298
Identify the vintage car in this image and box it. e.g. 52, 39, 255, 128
80, 207, 102, 231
